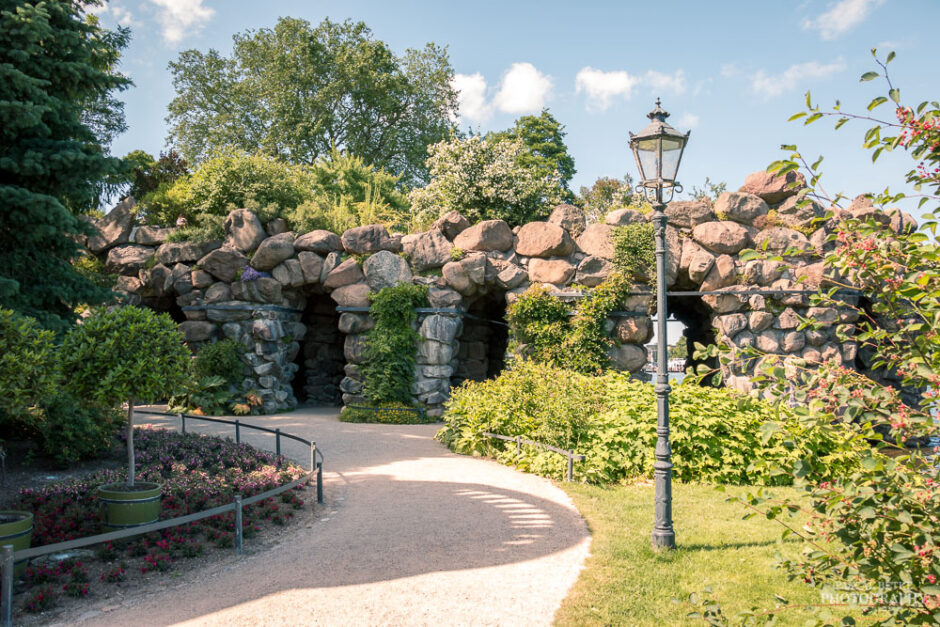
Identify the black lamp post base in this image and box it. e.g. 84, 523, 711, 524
651, 528, 676, 550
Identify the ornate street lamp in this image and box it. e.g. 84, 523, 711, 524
629, 98, 689, 550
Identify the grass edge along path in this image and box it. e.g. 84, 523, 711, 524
554, 482, 876, 626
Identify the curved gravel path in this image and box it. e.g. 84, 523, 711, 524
70, 407, 591, 626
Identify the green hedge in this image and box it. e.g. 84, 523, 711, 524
437, 362, 864, 485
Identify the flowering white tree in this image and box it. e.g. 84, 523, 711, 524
408, 135, 562, 228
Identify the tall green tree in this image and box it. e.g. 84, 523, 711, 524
491, 109, 576, 200
0, 1, 131, 332
166, 17, 458, 187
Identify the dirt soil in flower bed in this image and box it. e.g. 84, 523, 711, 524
0, 428, 318, 624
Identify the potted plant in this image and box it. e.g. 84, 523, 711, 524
0, 309, 57, 573
61, 307, 189, 530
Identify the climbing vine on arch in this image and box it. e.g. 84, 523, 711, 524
507, 273, 633, 375
360, 283, 429, 405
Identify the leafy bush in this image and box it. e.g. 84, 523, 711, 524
438, 362, 863, 485
0, 308, 58, 426
194, 339, 243, 385
612, 222, 655, 282
39, 393, 124, 466
142, 149, 412, 237
409, 135, 562, 228
60, 306, 190, 486
360, 283, 429, 404
339, 402, 427, 424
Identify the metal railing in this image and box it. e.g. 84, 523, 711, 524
481, 432, 586, 482
1, 409, 324, 625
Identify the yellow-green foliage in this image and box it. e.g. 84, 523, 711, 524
339, 402, 427, 424
438, 362, 864, 485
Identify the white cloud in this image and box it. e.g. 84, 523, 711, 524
148, 0, 215, 44
676, 113, 699, 129
451, 73, 492, 124
86, 1, 137, 27
575, 67, 639, 111
720, 63, 740, 78
750, 59, 846, 98
493, 63, 553, 114
803, 0, 884, 40
644, 69, 686, 95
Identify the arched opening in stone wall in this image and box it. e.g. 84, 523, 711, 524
453, 291, 509, 386
666, 295, 719, 386
166, 301, 186, 324
293, 293, 345, 406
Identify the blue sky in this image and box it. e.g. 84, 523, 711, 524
91, 0, 939, 212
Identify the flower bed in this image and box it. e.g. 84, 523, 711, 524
10, 427, 307, 615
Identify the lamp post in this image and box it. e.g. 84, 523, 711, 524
629, 98, 689, 551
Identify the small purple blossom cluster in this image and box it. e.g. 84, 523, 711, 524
239, 265, 270, 282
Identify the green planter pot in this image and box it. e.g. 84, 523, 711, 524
97, 482, 162, 531
0, 511, 34, 576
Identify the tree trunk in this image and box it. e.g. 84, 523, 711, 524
127, 397, 135, 488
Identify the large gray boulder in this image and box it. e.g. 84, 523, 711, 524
775, 196, 825, 229
665, 200, 714, 228
342, 225, 398, 254
331, 283, 370, 307
156, 240, 220, 265
515, 222, 574, 257
452, 220, 514, 252
442, 261, 474, 295
87, 198, 135, 252
294, 230, 343, 254
401, 229, 453, 271
575, 223, 615, 260
251, 233, 295, 271
323, 258, 364, 289
753, 227, 810, 253
692, 221, 751, 255
297, 251, 324, 284
575, 256, 613, 287
547, 204, 586, 237
432, 211, 471, 240
608, 344, 647, 372
528, 258, 575, 285
179, 321, 216, 343
363, 250, 412, 291
199, 248, 248, 282
700, 254, 736, 292
272, 259, 305, 287
738, 170, 804, 204
605, 208, 645, 226
134, 225, 173, 246
105, 245, 154, 275
713, 192, 769, 225
223, 209, 267, 253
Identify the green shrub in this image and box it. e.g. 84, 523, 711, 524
339, 402, 427, 424
194, 339, 243, 385
0, 309, 58, 426
506, 274, 633, 374
39, 393, 124, 466
60, 306, 190, 486
360, 283, 429, 404
612, 222, 655, 283
438, 362, 863, 485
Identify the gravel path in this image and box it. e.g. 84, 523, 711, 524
68, 407, 591, 626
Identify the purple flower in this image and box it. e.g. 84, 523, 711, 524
240, 266, 270, 282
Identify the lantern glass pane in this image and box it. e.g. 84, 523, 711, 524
635, 138, 660, 182
660, 136, 684, 182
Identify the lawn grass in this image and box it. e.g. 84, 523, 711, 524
555, 482, 871, 626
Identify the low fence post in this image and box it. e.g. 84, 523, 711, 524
516, 436, 521, 455
316, 462, 323, 504
275, 429, 281, 459
567, 451, 574, 482
234, 495, 243, 555
180, 413, 186, 434
235, 419, 240, 444
2, 544, 13, 627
